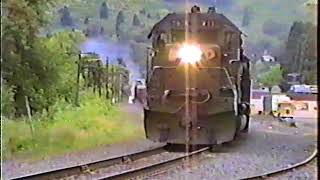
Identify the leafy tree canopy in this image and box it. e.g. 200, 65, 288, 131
241, 7, 250, 27
60, 6, 73, 26
2, 0, 84, 116
132, 14, 140, 26
258, 65, 284, 88
100, 2, 109, 19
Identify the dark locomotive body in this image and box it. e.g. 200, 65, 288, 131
144, 6, 251, 145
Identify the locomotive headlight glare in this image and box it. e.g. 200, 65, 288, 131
177, 44, 202, 64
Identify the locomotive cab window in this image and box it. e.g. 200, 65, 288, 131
171, 30, 185, 43
224, 31, 235, 50
171, 20, 182, 27
156, 32, 167, 48
202, 20, 214, 27
202, 21, 207, 26
208, 20, 214, 27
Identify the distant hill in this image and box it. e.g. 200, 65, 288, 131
165, 0, 311, 56
46, 0, 314, 77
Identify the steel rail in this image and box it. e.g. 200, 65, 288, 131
11, 146, 165, 180
99, 147, 210, 180
11, 146, 316, 180
242, 148, 318, 180
99, 147, 316, 180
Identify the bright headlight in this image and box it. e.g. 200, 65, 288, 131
177, 44, 202, 64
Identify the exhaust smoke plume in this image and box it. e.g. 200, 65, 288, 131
80, 37, 142, 81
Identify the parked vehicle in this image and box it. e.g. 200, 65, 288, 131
273, 102, 295, 120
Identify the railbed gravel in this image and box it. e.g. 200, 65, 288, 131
151, 116, 317, 180
65, 151, 185, 179
268, 158, 317, 180
3, 140, 165, 179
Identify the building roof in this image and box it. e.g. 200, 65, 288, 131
251, 91, 271, 99
261, 54, 275, 62
287, 93, 317, 101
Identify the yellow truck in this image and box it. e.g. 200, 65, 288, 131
273, 102, 295, 120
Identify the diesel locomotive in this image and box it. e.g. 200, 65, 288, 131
144, 6, 251, 145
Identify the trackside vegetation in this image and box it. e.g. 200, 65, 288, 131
2, 0, 144, 161
3, 92, 144, 160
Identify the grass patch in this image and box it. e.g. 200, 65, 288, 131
2, 92, 144, 160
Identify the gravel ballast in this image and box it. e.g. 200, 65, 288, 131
153, 116, 317, 180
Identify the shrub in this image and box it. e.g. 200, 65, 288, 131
1, 82, 16, 118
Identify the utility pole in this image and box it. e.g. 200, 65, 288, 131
111, 66, 116, 103
75, 53, 82, 106
97, 60, 102, 97
146, 49, 149, 83
74, 52, 96, 106
118, 71, 122, 102
105, 57, 109, 99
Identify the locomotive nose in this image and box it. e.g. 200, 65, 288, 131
161, 89, 211, 105
156, 124, 169, 142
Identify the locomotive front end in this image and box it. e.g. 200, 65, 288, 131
144, 43, 239, 145
144, 5, 250, 145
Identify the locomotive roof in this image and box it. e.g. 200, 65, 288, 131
147, 12, 243, 39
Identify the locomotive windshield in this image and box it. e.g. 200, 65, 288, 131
171, 30, 217, 44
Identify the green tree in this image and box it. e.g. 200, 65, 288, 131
1, 81, 16, 118
282, 21, 317, 83
115, 11, 125, 39
251, 60, 269, 80
60, 6, 73, 26
132, 14, 140, 26
241, 7, 250, 27
139, 8, 146, 15
84, 16, 89, 25
116, 11, 125, 24
99, 2, 109, 19
2, 0, 54, 115
258, 65, 284, 90
2, 0, 84, 116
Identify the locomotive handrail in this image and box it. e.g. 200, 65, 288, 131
153, 66, 177, 70
190, 90, 211, 104
197, 67, 235, 88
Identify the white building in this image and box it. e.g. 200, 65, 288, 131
261, 50, 276, 62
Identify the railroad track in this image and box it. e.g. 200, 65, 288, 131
101, 147, 210, 180
243, 149, 318, 180
105, 148, 317, 180
104, 148, 317, 180
11, 146, 317, 180
11, 145, 209, 180
11, 146, 166, 180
